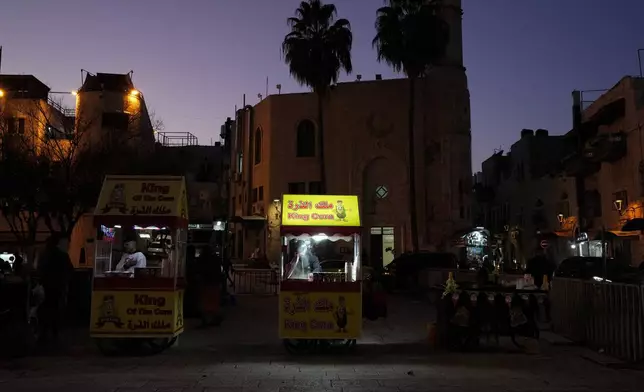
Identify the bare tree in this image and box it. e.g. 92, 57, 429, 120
0, 91, 154, 246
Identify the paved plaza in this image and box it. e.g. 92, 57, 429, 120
1, 295, 643, 391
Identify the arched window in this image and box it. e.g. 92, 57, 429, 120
254, 128, 262, 165
296, 120, 315, 157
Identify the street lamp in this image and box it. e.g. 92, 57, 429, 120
129, 89, 139, 97
0, 89, 4, 97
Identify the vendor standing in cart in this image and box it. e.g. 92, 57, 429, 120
284, 240, 321, 280
114, 235, 147, 276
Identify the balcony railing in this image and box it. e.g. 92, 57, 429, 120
47, 98, 75, 117
585, 132, 627, 163
562, 152, 601, 176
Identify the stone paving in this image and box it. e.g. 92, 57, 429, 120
1, 295, 643, 391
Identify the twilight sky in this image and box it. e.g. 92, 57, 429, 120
0, 0, 642, 170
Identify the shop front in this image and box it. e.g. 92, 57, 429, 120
451, 227, 490, 269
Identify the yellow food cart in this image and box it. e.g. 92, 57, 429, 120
89, 175, 188, 355
278, 194, 362, 353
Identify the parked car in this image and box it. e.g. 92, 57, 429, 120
555, 256, 643, 284
384, 252, 459, 291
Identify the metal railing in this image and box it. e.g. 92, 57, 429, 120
551, 278, 644, 362
231, 268, 278, 296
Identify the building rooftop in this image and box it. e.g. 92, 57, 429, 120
80, 72, 135, 93
0, 74, 50, 99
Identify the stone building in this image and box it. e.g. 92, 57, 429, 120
473, 129, 577, 266
564, 76, 644, 267
227, 0, 472, 265
0, 72, 156, 266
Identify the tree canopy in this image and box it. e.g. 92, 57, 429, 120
282, 0, 353, 94
373, 0, 450, 78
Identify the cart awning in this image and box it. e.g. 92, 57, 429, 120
280, 226, 361, 237
93, 175, 189, 229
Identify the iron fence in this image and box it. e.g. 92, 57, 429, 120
551, 278, 644, 362
231, 268, 278, 296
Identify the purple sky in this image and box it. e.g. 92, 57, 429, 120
1, 0, 643, 170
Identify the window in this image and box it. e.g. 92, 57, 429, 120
258, 186, 264, 201
375, 185, 389, 199
308, 181, 322, 194
296, 120, 315, 157
252, 188, 258, 203
101, 112, 130, 130
5, 118, 25, 134
254, 128, 262, 165
288, 182, 306, 194
45, 124, 72, 140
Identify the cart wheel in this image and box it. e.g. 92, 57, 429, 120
313, 339, 356, 353
142, 338, 173, 355
95, 338, 127, 356
330, 339, 357, 353
283, 339, 313, 354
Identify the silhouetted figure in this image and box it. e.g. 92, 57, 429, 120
197, 244, 223, 325
526, 249, 554, 288
37, 233, 74, 345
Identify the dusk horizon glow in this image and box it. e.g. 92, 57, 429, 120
1, 0, 643, 170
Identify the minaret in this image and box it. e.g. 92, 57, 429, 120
440, 0, 464, 68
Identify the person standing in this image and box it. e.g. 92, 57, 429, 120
37, 233, 74, 345
196, 244, 223, 325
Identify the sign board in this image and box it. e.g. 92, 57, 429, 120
540, 240, 549, 249
90, 290, 184, 337
95, 176, 188, 220
281, 194, 360, 227
279, 290, 362, 339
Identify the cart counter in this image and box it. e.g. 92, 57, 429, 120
279, 280, 362, 339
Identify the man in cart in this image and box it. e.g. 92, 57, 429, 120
284, 240, 321, 280
115, 235, 147, 276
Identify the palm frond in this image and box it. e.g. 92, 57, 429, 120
282, 0, 353, 93
373, 0, 450, 78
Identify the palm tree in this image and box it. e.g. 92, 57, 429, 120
373, 0, 450, 252
282, 0, 353, 194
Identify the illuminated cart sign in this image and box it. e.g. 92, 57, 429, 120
281, 194, 361, 227
94, 175, 189, 227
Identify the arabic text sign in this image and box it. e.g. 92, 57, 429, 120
281, 194, 360, 227
278, 290, 362, 339
95, 176, 188, 218
90, 290, 184, 336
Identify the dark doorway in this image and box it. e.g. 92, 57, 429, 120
370, 227, 383, 267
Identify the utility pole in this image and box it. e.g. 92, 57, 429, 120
572, 91, 585, 246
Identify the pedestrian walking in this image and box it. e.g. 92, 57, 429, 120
37, 233, 74, 346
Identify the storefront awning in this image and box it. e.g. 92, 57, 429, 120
231, 215, 266, 224
93, 175, 189, 229
622, 218, 644, 232
592, 230, 639, 241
